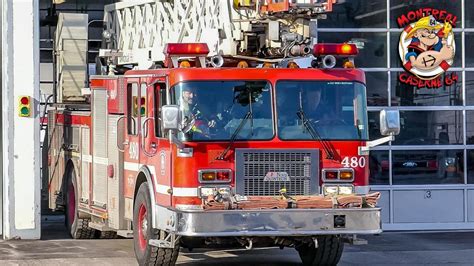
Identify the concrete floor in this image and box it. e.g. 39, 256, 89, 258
1, 215, 474, 265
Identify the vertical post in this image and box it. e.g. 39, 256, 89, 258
0, 0, 3, 237
1, 0, 41, 239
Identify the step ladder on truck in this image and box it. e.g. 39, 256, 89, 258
46, 0, 401, 265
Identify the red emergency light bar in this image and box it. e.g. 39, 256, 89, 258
313, 43, 358, 57
164, 43, 210, 56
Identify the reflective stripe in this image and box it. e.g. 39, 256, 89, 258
124, 161, 159, 193
156, 184, 170, 195
81, 155, 108, 165
82, 154, 92, 163
94, 156, 109, 165
172, 187, 199, 197
175, 204, 202, 210
123, 161, 199, 197
124, 161, 139, 171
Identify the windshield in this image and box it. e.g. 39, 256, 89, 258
276, 81, 368, 140
171, 81, 273, 141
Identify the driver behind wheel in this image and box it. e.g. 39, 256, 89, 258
180, 86, 216, 136
303, 88, 331, 122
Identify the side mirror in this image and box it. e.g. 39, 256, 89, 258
161, 105, 180, 131
380, 109, 400, 136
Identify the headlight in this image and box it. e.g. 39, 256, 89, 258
338, 185, 354, 195
322, 185, 354, 196
199, 187, 217, 197
323, 186, 338, 196
198, 186, 232, 198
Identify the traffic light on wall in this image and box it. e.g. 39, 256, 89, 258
18, 96, 31, 117
140, 97, 146, 116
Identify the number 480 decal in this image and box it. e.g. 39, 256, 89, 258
341, 156, 366, 168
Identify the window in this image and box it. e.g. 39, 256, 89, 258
465, 72, 474, 105
467, 150, 474, 184
171, 80, 273, 141
154, 83, 167, 138
368, 111, 382, 141
276, 81, 369, 141
318, 0, 387, 28
394, 111, 463, 145
465, 111, 474, 144
127, 83, 138, 135
318, 32, 387, 68
366, 72, 389, 107
392, 149, 464, 185
466, 0, 474, 27
369, 150, 390, 185
390, 72, 462, 106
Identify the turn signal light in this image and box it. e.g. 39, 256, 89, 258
313, 43, 358, 57
237, 61, 249, 68
262, 62, 274, 68
164, 43, 210, 56
325, 171, 338, 180
342, 59, 355, 68
322, 168, 355, 182
201, 172, 216, 181
287, 61, 300, 68
199, 169, 232, 183
18, 96, 31, 117
340, 171, 353, 180
216, 171, 231, 181
179, 60, 191, 68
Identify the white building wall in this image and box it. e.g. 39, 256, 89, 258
2, 0, 41, 239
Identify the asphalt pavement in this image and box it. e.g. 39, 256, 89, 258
0, 215, 473, 265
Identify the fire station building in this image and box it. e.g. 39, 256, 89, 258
316, 0, 474, 230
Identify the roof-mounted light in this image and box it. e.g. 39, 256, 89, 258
164, 43, 210, 68
164, 43, 210, 56
313, 43, 358, 57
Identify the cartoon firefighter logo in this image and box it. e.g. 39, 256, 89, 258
399, 15, 455, 79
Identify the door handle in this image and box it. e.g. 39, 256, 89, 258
116, 116, 126, 152
141, 117, 157, 157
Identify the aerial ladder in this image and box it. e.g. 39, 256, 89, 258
98, 0, 336, 70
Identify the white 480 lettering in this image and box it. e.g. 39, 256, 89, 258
341, 156, 366, 168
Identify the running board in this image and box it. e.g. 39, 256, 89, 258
117, 230, 133, 238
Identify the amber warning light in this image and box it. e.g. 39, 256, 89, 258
313, 43, 359, 57
18, 96, 31, 117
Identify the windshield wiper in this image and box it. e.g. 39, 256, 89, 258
216, 111, 252, 160
216, 88, 254, 160
296, 91, 336, 160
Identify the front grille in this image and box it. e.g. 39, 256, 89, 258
235, 149, 319, 196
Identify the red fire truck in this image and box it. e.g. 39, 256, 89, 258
47, 1, 400, 265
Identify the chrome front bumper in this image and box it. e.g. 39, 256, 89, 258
155, 206, 382, 237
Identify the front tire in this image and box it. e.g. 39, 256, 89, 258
296, 235, 344, 266
65, 168, 96, 239
133, 182, 179, 265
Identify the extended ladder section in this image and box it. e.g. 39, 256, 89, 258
54, 13, 89, 102
101, 0, 336, 68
